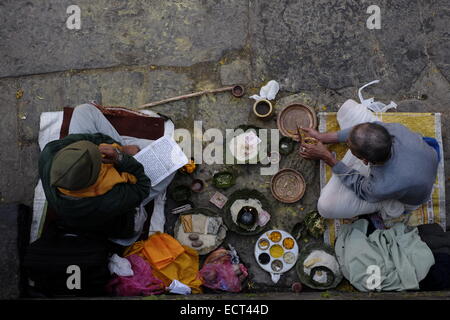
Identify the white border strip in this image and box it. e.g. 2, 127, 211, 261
434, 113, 446, 229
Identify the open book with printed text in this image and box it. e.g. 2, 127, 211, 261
134, 136, 188, 187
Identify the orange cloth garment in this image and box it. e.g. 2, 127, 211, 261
124, 233, 203, 294
143, 232, 185, 270
124, 240, 145, 258
58, 143, 136, 198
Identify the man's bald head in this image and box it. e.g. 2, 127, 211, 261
348, 123, 392, 164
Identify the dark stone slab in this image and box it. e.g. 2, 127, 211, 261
249, 0, 446, 96
0, 0, 248, 77
420, 0, 450, 82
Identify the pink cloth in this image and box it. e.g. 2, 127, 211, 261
199, 248, 248, 293
106, 254, 165, 296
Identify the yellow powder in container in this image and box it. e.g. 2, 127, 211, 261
269, 244, 284, 258
269, 231, 282, 242
283, 237, 295, 249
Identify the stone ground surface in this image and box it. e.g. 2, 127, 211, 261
0, 0, 449, 299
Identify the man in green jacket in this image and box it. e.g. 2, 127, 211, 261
39, 108, 152, 240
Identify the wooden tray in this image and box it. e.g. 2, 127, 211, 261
270, 169, 306, 203
277, 103, 317, 139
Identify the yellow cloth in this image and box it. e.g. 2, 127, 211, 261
124, 233, 203, 294
58, 143, 136, 198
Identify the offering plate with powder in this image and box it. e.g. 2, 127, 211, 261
254, 229, 299, 283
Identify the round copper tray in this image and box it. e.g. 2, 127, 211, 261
277, 104, 317, 139
270, 169, 306, 203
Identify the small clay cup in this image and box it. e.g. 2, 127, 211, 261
231, 85, 245, 98
190, 179, 205, 193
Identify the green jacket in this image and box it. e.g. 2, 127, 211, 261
39, 133, 151, 239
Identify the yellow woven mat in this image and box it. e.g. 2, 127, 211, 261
318, 112, 446, 246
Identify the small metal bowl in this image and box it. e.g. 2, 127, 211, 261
271, 259, 283, 272
253, 99, 274, 120
279, 137, 295, 155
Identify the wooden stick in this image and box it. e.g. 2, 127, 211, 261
295, 123, 303, 143
136, 86, 235, 110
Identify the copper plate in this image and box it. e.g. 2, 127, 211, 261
270, 169, 306, 203
277, 104, 317, 139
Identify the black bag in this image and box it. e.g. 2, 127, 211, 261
23, 228, 111, 297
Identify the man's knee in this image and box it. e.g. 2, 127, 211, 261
317, 191, 356, 219
317, 195, 338, 219
69, 103, 101, 134
72, 103, 99, 118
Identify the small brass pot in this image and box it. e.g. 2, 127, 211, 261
253, 99, 274, 120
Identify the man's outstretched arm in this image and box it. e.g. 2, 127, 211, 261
301, 127, 343, 144
298, 139, 389, 203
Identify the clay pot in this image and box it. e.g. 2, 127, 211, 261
231, 85, 245, 97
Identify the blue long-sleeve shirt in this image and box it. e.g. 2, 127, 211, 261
332, 122, 439, 205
